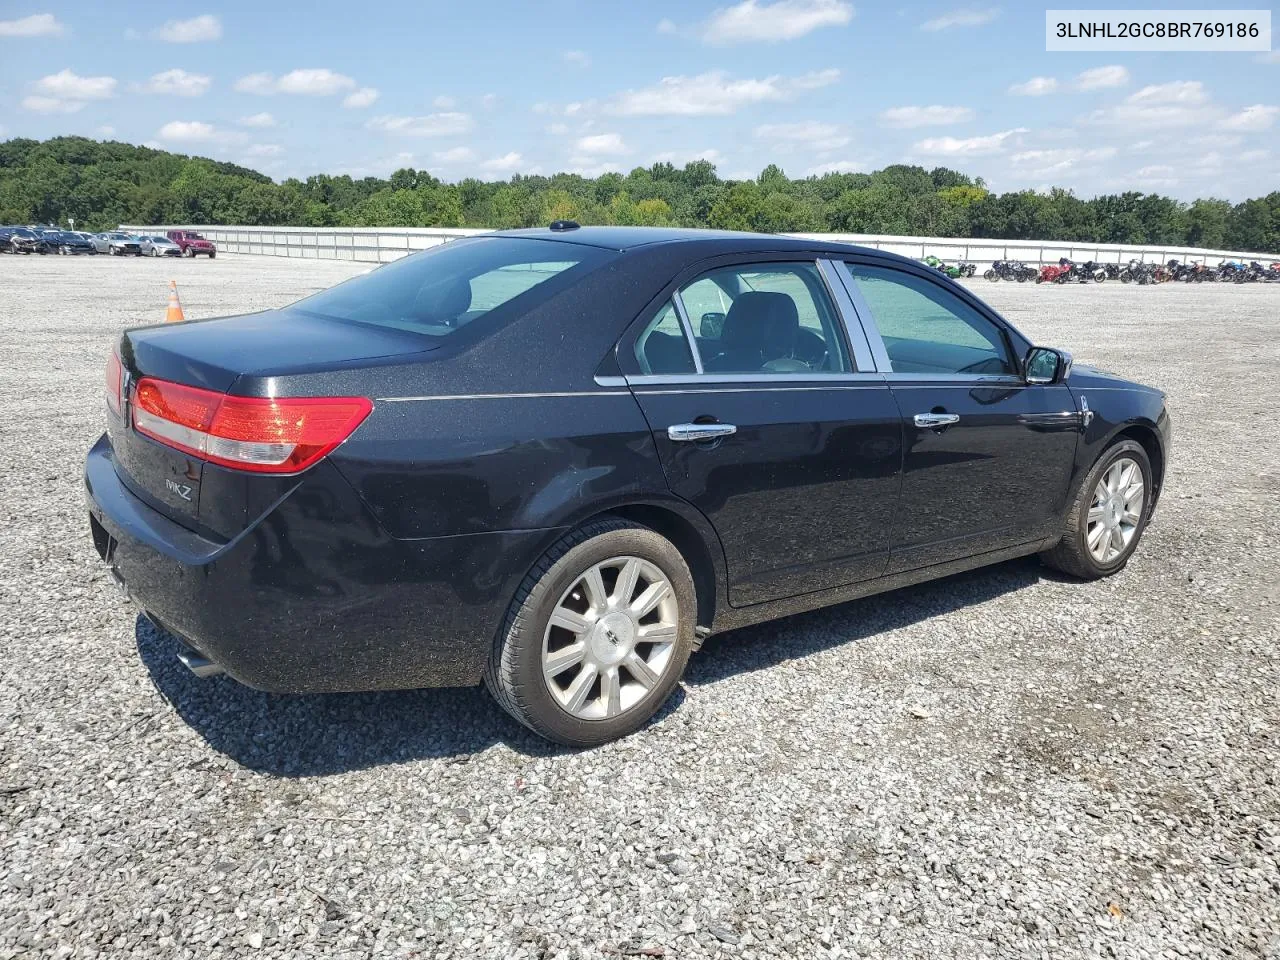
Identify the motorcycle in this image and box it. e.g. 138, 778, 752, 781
984, 259, 1036, 282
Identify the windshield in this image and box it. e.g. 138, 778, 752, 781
13, 229, 34, 238
293, 237, 605, 337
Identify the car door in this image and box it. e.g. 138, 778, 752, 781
619, 257, 903, 607
833, 259, 1080, 574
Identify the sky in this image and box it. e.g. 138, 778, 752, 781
0, 1, 1276, 201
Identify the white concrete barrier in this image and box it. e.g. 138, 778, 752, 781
120, 224, 1279, 268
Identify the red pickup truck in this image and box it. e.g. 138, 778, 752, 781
166, 230, 217, 258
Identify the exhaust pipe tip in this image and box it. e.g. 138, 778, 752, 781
174, 643, 225, 679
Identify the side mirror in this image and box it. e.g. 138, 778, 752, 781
1024, 346, 1072, 384
700, 311, 726, 339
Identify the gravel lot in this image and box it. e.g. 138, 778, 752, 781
1, 253, 1277, 960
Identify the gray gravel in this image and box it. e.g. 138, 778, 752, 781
1, 254, 1278, 959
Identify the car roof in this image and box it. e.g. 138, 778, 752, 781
495, 225, 885, 258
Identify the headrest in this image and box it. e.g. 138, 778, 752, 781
721, 291, 799, 357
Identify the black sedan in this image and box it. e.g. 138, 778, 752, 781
52, 231, 97, 255
86, 226, 1171, 745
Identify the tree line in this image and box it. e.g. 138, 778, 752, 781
1, 136, 1277, 253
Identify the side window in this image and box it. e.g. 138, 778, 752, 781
679, 262, 850, 375
844, 264, 1014, 376
634, 299, 696, 375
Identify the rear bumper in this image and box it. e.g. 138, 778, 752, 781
85, 433, 554, 692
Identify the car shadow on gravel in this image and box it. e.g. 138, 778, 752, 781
684, 556, 1045, 686
136, 615, 686, 774
138, 557, 1043, 775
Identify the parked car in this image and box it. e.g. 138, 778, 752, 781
93, 232, 142, 256
86, 226, 1171, 746
9, 227, 53, 254
0, 226, 15, 250
166, 229, 217, 258
140, 235, 182, 257
52, 231, 96, 255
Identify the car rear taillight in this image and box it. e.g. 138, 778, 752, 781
105, 349, 123, 416
131, 377, 372, 474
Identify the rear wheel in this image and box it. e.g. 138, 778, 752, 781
1042, 439, 1153, 580
485, 518, 696, 746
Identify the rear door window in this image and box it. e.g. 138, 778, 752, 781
678, 262, 851, 375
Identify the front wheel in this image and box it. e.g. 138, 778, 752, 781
208, 251, 216, 259
183, 247, 194, 257
1042, 439, 1153, 580
983, 269, 997, 281
485, 518, 696, 746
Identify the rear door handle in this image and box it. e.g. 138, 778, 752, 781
668, 422, 737, 442
913, 412, 960, 429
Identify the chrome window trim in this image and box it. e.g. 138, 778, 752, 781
879, 374, 1027, 386
623, 371, 886, 386
829, 260, 893, 373
816, 258, 875, 373
670, 291, 704, 374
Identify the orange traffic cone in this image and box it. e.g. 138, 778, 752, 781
165, 280, 185, 323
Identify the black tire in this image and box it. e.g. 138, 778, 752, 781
1041, 439, 1153, 580
484, 517, 697, 746
209, 251, 216, 259
983, 269, 997, 281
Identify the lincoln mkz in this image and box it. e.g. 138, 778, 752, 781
86, 226, 1171, 745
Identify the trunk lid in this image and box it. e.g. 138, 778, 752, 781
112, 309, 432, 536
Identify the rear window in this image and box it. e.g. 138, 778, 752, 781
292, 237, 605, 337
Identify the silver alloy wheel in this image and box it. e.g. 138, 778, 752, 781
542, 556, 679, 721
1087, 456, 1144, 564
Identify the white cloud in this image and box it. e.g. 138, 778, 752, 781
1009, 76, 1057, 96
22, 96, 83, 114
912, 127, 1026, 157
481, 152, 524, 172
1221, 104, 1278, 131
1075, 65, 1128, 90
1090, 81, 1214, 129
807, 159, 865, 175
97, 125, 115, 137
563, 50, 591, 67
433, 95, 456, 109
574, 133, 629, 156
24, 69, 116, 112
236, 69, 357, 96
343, 87, 380, 108
34, 69, 116, 100
921, 7, 997, 31
152, 14, 221, 43
140, 68, 211, 96
1136, 164, 1174, 177
238, 112, 276, 128
246, 143, 283, 157
700, 0, 853, 44
546, 122, 569, 134
879, 105, 973, 127
0, 13, 64, 36
277, 68, 356, 95
610, 68, 839, 116
755, 121, 850, 150
1010, 146, 1116, 175
657, 17, 678, 34
1128, 81, 1208, 105
432, 146, 475, 163
234, 72, 275, 94
367, 113, 474, 136
480, 93, 498, 109
156, 120, 246, 144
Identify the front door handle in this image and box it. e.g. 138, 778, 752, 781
668, 422, 737, 442
913, 412, 960, 429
